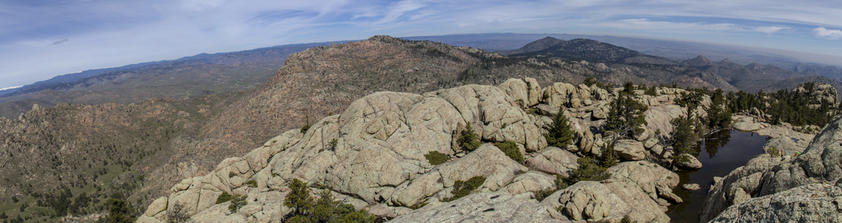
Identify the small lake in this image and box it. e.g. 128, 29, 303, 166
667, 129, 769, 223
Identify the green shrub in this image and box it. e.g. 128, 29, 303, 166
424, 151, 450, 165
216, 192, 233, 204
458, 124, 481, 151
494, 141, 524, 163
245, 180, 258, 188
622, 215, 636, 223
103, 198, 135, 223
645, 86, 657, 96
283, 179, 376, 223
767, 146, 781, 157
544, 111, 575, 148
601, 145, 619, 168
443, 176, 486, 201
167, 203, 190, 223
300, 116, 311, 134
228, 194, 247, 214
571, 157, 610, 182
584, 77, 612, 91
534, 175, 568, 201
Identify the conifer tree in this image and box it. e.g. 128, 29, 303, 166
605, 91, 648, 138
458, 123, 481, 151
545, 110, 575, 148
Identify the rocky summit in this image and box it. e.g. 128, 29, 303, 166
137, 78, 710, 223
2, 35, 841, 223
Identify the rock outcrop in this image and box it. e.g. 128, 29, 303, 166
701, 117, 842, 222
390, 192, 566, 223
539, 161, 680, 223
139, 79, 696, 222
709, 183, 842, 223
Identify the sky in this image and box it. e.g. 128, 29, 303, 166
1, 0, 842, 88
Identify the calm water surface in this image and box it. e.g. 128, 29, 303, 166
666, 130, 768, 223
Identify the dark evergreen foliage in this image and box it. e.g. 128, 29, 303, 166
442, 176, 487, 202
103, 198, 135, 223
283, 179, 376, 223
424, 151, 450, 165
458, 124, 481, 151
494, 141, 524, 163
706, 89, 732, 130
544, 111, 575, 148
605, 89, 648, 138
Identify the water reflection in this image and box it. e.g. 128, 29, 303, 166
703, 130, 731, 158
667, 130, 768, 223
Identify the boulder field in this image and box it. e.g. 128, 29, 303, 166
137, 78, 839, 223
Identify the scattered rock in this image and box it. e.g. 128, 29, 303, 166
675, 153, 702, 169
733, 117, 766, 131
682, 184, 701, 191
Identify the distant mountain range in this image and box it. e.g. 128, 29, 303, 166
0, 42, 331, 117
500, 36, 841, 93
2, 33, 840, 118
1, 35, 840, 221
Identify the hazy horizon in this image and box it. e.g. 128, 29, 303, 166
2, 0, 842, 88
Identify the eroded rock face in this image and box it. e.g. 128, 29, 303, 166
539, 161, 679, 223
709, 183, 842, 223
702, 117, 842, 222
139, 80, 698, 223
613, 139, 646, 161
525, 147, 579, 178
542, 181, 670, 223
390, 192, 567, 223
139, 81, 550, 222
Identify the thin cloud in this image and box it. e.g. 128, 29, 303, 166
2, 0, 842, 87
754, 26, 789, 34
608, 18, 740, 32
814, 27, 842, 40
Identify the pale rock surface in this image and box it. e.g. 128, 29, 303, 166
606, 161, 681, 204
613, 139, 646, 161
732, 116, 768, 132
709, 183, 842, 223
502, 171, 557, 195
682, 183, 700, 191
644, 104, 684, 137
542, 181, 670, 223
140, 82, 549, 222
675, 153, 702, 169
390, 192, 569, 223
525, 147, 579, 178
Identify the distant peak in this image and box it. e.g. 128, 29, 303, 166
685, 55, 712, 66
368, 35, 404, 43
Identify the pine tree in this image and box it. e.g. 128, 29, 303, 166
545, 110, 575, 148
103, 198, 135, 223
707, 89, 731, 129
605, 92, 648, 138
458, 123, 481, 151
284, 179, 313, 216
